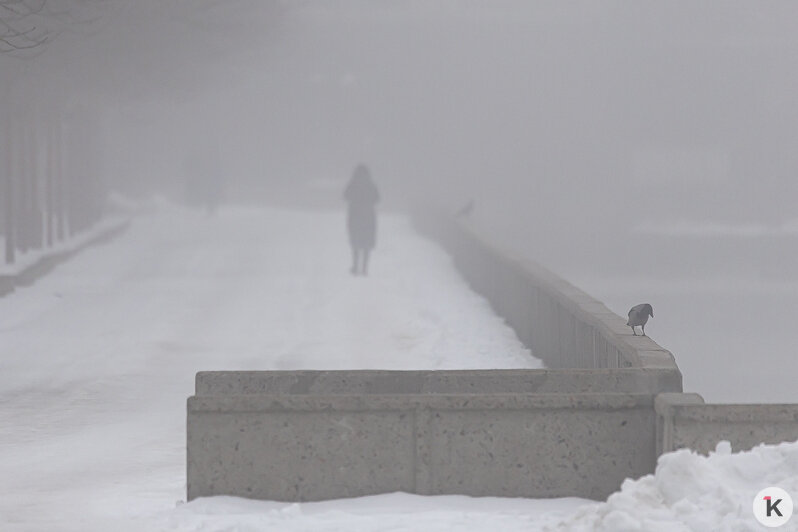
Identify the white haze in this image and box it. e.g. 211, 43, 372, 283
2, 1, 798, 402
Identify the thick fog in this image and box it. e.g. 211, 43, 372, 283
3, 0, 798, 402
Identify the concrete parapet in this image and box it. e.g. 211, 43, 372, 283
186, 212, 694, 503
656, 393, 798, 455
196, 368, 682, 396
412, 210, 681, 382
188, 384, 657, 501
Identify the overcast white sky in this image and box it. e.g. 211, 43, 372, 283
4, 1, 797, 217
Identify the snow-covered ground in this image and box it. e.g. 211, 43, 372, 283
151, 493, 585, 531
125, 442, 798, 531
0, 203, 541, 531
2, 202, 796, 531
145, 440, 798, 531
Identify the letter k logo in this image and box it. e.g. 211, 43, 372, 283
765, 496, 784, 517
754, 487, 793, 527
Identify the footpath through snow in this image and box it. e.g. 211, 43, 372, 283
0, 203, 540, 531
1, 202, 797, 531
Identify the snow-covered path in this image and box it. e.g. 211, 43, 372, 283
0, 204, 541, 531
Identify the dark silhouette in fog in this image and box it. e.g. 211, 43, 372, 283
455, 199, 474, 219
344, 164, 379, 276
627, 303, 654, 336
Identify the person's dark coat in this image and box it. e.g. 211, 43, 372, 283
344, 166, 379, 250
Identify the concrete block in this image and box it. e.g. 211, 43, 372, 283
674, 407, 798, 454
655, 393, 704, 455
187, 396, 416, 501
187, 391, 657, 502
655, 394, 798, 455
421, 402, 655, 499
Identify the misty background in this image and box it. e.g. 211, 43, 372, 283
2, 0, 797, 402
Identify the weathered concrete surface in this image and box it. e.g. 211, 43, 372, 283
412, 210, 682, 386
656, 393, 798, 454
188, 391, 656, 502
196, 368, 682, 396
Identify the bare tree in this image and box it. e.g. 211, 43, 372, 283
0, 0, 49, 52
0, 0, 109, 54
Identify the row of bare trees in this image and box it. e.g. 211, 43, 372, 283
1, 2, 114, 265
1, 110, 104, 265
1, 0, 112, 54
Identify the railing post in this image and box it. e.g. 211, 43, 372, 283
45, 119, 54, 248
3, 118, 14, 265
55, 116, 65, 242
28, 123, 42, 251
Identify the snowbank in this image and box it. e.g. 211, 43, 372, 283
141, 439, 798, 531
557, 439, 798, 531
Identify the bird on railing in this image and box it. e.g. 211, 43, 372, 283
627, 303, 653, 336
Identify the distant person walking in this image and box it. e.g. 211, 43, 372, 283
184, 144, 224, 215
344, 164, 379, 276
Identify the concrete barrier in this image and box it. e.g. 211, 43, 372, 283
186, 210, 689, 503
188, 376, 657, 501
410, 211, 798, 463
411, 210, 681, 382
655, 393, 798, 455
195, 368, 681, 396
187, 209, 696, 502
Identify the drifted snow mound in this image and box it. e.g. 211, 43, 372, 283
556, 440, 798, 531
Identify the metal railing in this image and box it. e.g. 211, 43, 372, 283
1, 109, 104, 265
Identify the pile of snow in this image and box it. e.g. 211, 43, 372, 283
558, 440, 798, 531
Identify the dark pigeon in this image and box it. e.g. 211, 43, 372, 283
627, 303, 654, 336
